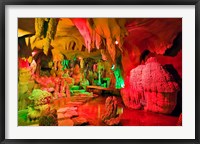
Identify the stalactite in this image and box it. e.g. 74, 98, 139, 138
43, 18, 59, 55
46, 18, 59, 41
35, 18, 45, 38
35, 18, 59, 55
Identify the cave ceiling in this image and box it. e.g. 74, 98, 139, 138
18, 18, 182, 63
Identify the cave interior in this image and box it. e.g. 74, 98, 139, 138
18, 18, 182, 126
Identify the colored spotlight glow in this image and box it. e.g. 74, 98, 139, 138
115, 40, 119, 45
32, 51, 37, 56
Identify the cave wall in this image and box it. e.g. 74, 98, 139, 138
122, 18, 182, 77
18, 18, 183, 115
121, 18, 182, 114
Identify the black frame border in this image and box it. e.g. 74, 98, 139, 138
1, 0, 199, 144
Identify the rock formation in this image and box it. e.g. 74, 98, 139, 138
27, 89, 53, 121
121, 57, 180, 114
18, 58, 35, 110
176, 113, 182, 126
102, 96, 122, 125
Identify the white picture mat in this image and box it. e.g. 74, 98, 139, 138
5, 5, 195, 139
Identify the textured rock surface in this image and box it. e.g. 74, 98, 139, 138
18, 66, 35, 110
38, 109, 58, 126
102, 96, 118, 121
58, 119, 74, 126
101, 96, 122, 125
72, 117, 89, 126
176, 113, 182, 126
122, 19, 182, 76
57, 106, 78, 119
27, 89, 53, 121
121, 57, 180, 114
125, 19, 182, 54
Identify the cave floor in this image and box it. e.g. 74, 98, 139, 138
51, 95, 179, 126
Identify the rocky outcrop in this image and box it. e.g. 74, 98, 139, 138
101, 96, 122, 125
57, 106, 89, 126
176, 113, 182, 126
57, 107, 78, 119
122, 19, 182, 76
18, 63, 35, 110
27, 89, 53, 121
39, 109, 58, 126
121, 57, 180, 114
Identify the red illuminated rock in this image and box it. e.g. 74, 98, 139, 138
104, 116, 121, 126
101, 96, 122, 125
70, 18, 92, 52
57, 106, 78, 119
72, 117, 88, 126
176, 113, 182, 126
121, 57, 180, 114
122, 18, 182, 76
102, 96, 118, 121
58, 119, 74, 126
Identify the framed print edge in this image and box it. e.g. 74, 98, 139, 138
1, 0, 200, 144
0, 0, 5, 143
195, 1, 200, 144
